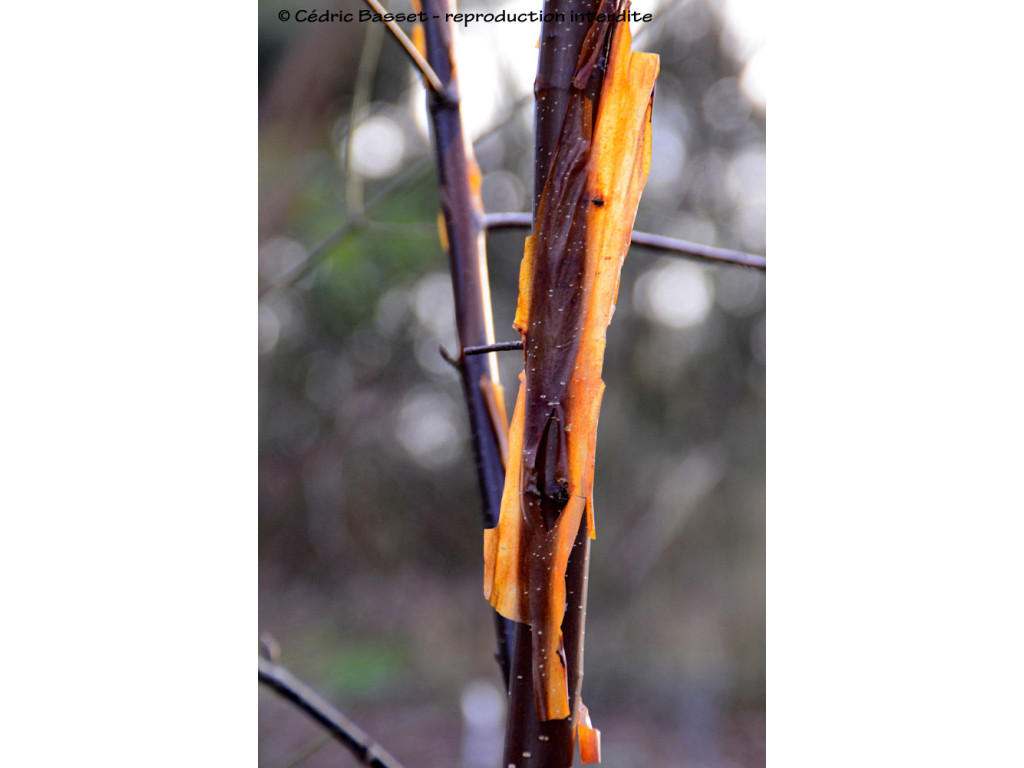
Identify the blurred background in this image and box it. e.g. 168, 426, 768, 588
259, 0, 764, 765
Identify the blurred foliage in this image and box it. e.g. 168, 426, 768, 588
259, 0, 764, 765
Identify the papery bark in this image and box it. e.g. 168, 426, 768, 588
483, 4, 658, 764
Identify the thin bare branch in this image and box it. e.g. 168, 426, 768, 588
483, 212, 767, 270
346, 22, 385, 219
258, 156, 433, 299
258, 656, 407, 768
478, 212, 539, 231
464, 340, 524, 356
259, 218, 364, 299
630, 229, 766, 269
361, 0, 446, 95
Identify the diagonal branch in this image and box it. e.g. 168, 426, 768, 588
361, 0, 446, 94
345, 21, 385, 220
484, 212, 766, 270
258, 156, 433, 299
258, 657, 407, 768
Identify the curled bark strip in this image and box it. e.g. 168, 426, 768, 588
484, 6, 659, 751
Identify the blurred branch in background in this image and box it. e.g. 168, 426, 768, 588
259, 656, 408, 768
344, 21, 385, 221
261, 207, 764, 301
258, 155, 434, 298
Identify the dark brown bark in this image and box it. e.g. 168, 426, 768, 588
502, 2, 612, 765
503, 524, 591, 767
533, 0, 613, 214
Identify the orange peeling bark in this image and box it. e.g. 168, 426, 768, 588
483, 10, 658, 745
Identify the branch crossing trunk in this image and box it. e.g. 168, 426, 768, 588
483, 2, 660, 765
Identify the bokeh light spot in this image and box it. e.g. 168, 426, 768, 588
412, 272, 456, 339
481, 171, 525, 213
647, 121, 687, 194
634, 260, 715, 329
259, 305, 279, 354
259, 237, 308, 283
715, 268, 764, 317
395, 387, 461, 469
350, 114, 405, 178
702, 77, 752, 131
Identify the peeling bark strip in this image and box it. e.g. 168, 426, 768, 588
483, 2, 658, 761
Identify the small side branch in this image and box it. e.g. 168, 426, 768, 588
630, 229, 766, 269
258, 657, 408, 768
484, 212, 767, 270
464, 340, 524, 356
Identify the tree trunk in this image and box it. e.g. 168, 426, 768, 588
502, 1, 613, 765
